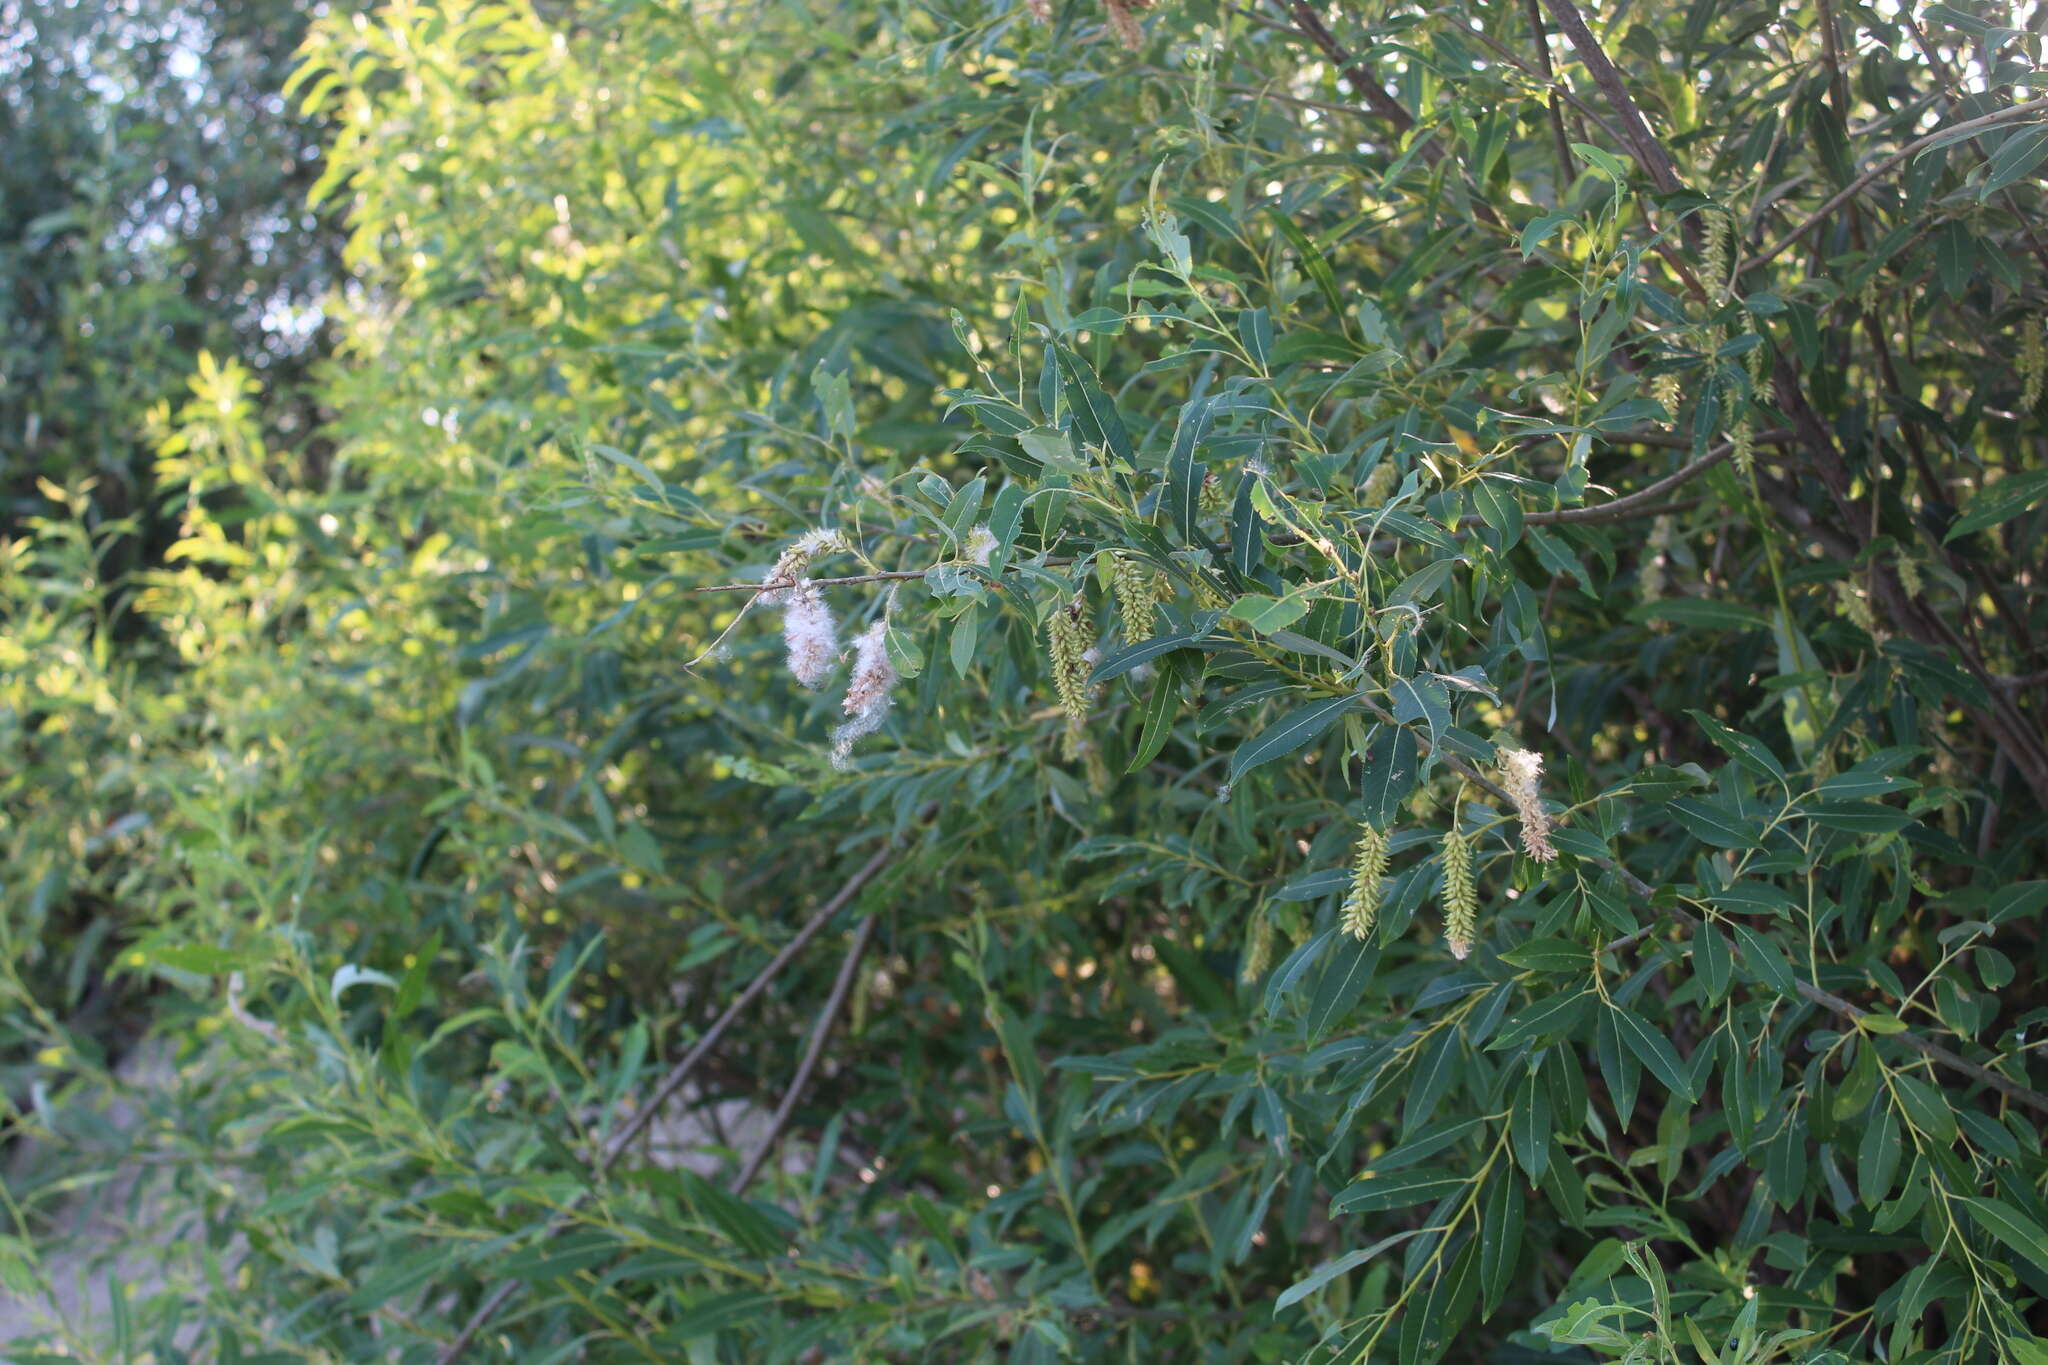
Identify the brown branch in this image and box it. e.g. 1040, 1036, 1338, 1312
1536, 0, 1685, 197
1274, 0, 1415, 134
728, 913, 880, 1193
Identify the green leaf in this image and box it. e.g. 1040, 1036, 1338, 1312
1730, 922, 1802, 998
1669, 797, 1764, 849
1052, 345, 1132, 464
1090, 625, 1221, 683
1858, 1107, 1902, 1207
1629, 599, 1770, 631
1274, 1231, 1423, 1311
1306, 935, 1380, 1038
1489, 989, 1594, 1050
1804, 800, 1914, 834
1570, 142, 1631, 183
1331, 1168, 1468, 1214
1387, 675, 1450, 749
1165, 394, 1214, 543
1126, 670, 1182, 773
1980, 124, 2048, 198
1891, 1073, 1958, 1145
1479, 1173, 1523, 1318
1685, 710, 1787, 787
1356, 724, 1421, 827
1230, 694, 1358, 781
1694, 921, 1733, 1004
1609, 1005, 1695, 1101
1228, 593, 1312, 634
1500, 937, 1592, 973
1946, 468, 2048, 541
1961, 1197, 2048, 1274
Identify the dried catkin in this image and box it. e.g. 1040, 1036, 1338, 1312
962, 524, 998, 566
1440, 829, 1478, 960
782, 582, 838, 689
762, 528, 848, 605
1112, 556, 1160, 643
1341, 824, 1391, 941
831, 620, 897, 768
1046, 601, 1094, 756
1495, 748, 1557, 862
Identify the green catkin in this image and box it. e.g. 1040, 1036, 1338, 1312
2020, 314, 2046, 410
1112, 555, 1160, 643
1897, 554, 1923, 599
1241, 902, 1276, 982
1046, 600, 1093, 757
1639, 514, 1675, 609
1703, 207, 1734, 301
1859, 274, 1881, 317
1340, 824, 1391, 941
1731, 415, 1756, 477
1361, 460, 1398, 506
1835, 579, 1883, 641
1198, 471, 1229, 518
1440, 828, 1479, 959
1652, 372, 1683, 423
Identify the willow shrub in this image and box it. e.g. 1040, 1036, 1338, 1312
10, 0, 2048, 1359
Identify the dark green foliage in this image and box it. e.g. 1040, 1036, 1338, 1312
5, 0, 2048, 1361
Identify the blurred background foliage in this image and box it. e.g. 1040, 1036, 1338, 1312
2, 0, 2048, 1360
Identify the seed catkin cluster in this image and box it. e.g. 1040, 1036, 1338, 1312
831, 620, 898, 768
1440, 829, 1478, 960
1341, 824, 1391, 941
782, 582, 838, 689
1495, 747, 1557, 862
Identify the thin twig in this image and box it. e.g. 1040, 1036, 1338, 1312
1523, 429, 1791, 526
729, 913, 880, 1193
432, 838, 908, 1365
1743, 98, 2048, 272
